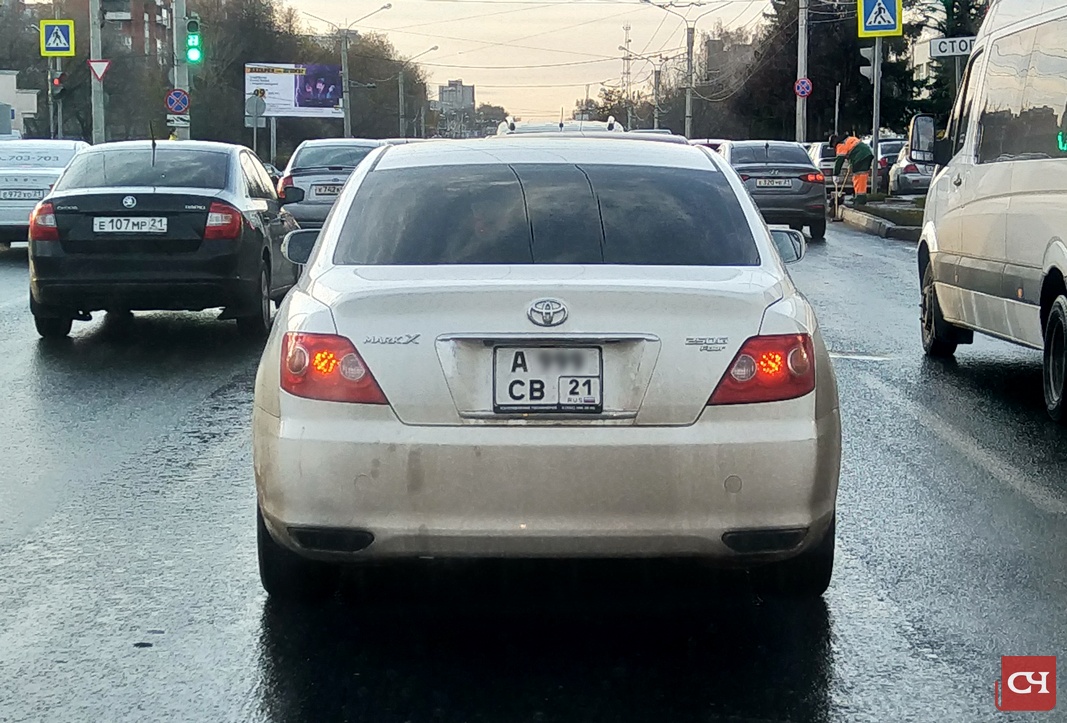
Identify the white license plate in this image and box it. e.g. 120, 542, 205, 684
93, 217, 168, 234
494, 346, 602, 413
756, 179, 792, 188
0, 189, 45, 201
313, 184, 342, 197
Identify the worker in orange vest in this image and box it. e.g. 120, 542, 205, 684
830, 133, 874, 200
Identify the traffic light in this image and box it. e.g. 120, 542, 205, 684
859, 46, 875, 82
50, 71, 67, 98
185, 16, 202, 64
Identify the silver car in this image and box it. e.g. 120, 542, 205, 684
721, 141, 828, 240
277, 138, 385, 229
888, 145, 933, 195
252, 137, 842, 602
1, 140, 88, 248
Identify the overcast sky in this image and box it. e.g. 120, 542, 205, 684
289, 0, 769, 120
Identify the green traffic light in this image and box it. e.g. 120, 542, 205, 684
1059, 131, 1067, 153
186, 46, 202, 63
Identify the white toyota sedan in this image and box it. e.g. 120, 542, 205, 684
252, 137, 841, 601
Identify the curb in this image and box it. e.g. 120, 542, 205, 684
838, 206, 921, 242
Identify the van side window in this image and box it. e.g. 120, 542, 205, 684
1019, 18, 1067, 160
947, 51, 981, 157
976, 28, 1037, 163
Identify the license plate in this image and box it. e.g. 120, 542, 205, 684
0, 189, 45, 201
756, 179, 792, 188
493, 346, 602, 413
313, 184, 342, 197
93, 217, 168, 233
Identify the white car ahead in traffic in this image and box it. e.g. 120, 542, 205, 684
252, 137, 842, 602
1, 140, 88, 248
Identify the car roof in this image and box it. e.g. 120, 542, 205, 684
727, 140, 806, 148
297, 138, 386, 148
79, 140, 238, 154
491, 131, 688, 144
0, 139, 88, 149
375, 137, 721, 171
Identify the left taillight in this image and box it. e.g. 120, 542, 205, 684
277, 175, 294, 199
281, 332, 389, 404
204, 201, 243, 240
708, 334, 816, 405
800, 172, 825, 183
29, 201, 58, 241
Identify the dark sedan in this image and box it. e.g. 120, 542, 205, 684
720, 141, 828, 240
28, 141, 303, 338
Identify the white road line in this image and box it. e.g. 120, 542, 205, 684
830, 352, 895, 361
861, 373, 1067, 515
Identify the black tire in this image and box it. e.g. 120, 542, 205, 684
920, 263, 958, 358
808, 218, 827, 241
34, 314, 72, 339
789, 221, 804, 231
753, 515, 835, 598
237, 261, 272, 338
257, 507, 338, 602
1043, 295, 1067, 424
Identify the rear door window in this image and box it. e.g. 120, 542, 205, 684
55, 149, 230, 190
291, 144, 377, 169
333, 164, 760, 267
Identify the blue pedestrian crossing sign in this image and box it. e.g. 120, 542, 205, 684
40, 20, 76, 57
857, 0, 903, 38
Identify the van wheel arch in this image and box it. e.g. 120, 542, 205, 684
917, 241, 931, 280
1040, 267, 1066, 334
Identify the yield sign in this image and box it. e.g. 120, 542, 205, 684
87, 59, 112, 82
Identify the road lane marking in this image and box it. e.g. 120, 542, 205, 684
830, 352, 895, 361
861, 373, 1067, 515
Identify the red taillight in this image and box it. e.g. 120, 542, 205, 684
739, 174, 750, 182
903, 163, 919, 174
277, 175, 294, 198
204, 201, 243, 240
29, 201, 59, 241
801, 172, 825, 183
281, 332, 389, 404
708, 334, 816, 405
879, 157, 888, 168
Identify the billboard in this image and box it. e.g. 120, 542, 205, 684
244, 63, 344, 118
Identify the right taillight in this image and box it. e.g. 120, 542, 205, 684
204, 201, 243, 240
708, 334, 816, 405
903, 164, 919, 174
277, 175, 294, 198
281, 332, 389, 404
29, 201, 59, 241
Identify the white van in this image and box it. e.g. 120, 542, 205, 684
907, 0, 1067, 422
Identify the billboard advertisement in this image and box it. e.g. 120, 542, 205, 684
244, 63, 344, 118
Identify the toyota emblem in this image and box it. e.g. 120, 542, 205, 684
528, 298, 568, 327
122, 195, 137, 209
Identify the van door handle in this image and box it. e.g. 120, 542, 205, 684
952, 175, 962, 187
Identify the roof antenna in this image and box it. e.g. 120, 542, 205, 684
150, 121, 158, 167
559, 107, 564, 130
606, 115, 616, 131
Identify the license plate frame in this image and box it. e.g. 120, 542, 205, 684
312, 184, 343, 198
92, 217, 168, 234
493, 346, 603, 414
755, 178, 792, 188
0, 189, 45, 201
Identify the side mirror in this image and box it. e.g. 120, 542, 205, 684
907, 113, 953, 166
282, 229, 318, 265
279, 186, 305, 205
770, 229, 806, 264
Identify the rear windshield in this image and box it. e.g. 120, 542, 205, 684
818, 144, 836, 160
291, 144, 377, 169
54, 149, 229, 190
333, 164, 760, 266
879, 141, 905, 157
0, 145, 80, 168
730, 143, 812, 165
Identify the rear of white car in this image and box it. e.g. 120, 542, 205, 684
253, 138, 841, 601
276, 138, 384, 229
0, 141, 87, 245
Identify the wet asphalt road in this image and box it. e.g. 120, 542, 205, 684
1, 226, 1065, 723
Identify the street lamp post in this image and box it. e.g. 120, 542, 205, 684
304, 4, 392, 138
619, 47, 685, 130
397, 46, 438, 137
641, 1, 719, 139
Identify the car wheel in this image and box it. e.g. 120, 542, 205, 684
257, 507, 338, 602
753, 515, 835, 598
237, 261, 272, 338
1043, 295, 1067, 424
920, 263, 958, 358
33, 314, 73, 339
808, 219, 827, 241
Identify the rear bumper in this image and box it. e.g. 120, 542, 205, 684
253, 399, 841, 564
751, 191, 827, 223
29, 238, 260, 313
896, 175, 930, 193
0, 204, 34, 241
287, 203, 332, 230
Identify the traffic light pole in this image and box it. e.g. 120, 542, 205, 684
89, 0, 105, 143
341, 30, 352, 138
47, 58, 55, 139
795, 0, 808, 142
172, 0, 191, 140
870, 36, 883, 194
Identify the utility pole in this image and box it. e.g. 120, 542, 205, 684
172, 0, 190, 140
622, 23, 632, 130
834, 82, 841, 135
341, 31, 352, 138
398, 69, 405, 137
47, 58, 55, 139
653, 67, 661, 129
685, 25, 694, 139
270, 117, 277, 166
56, 58, 64, 139
870, 36, 883, 194
795, 0, 808, 142
89, 0, 105, 143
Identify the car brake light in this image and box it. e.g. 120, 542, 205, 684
708, 334, 816, 405
29, 201, 59, 241
281, 332, 389, 404
277, 174, 294, 198
903, 164, 919, 174
204, 201, 243, 240
800, 172, 824, 183
739, 174, 750, 182
879, 157, 888, 168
